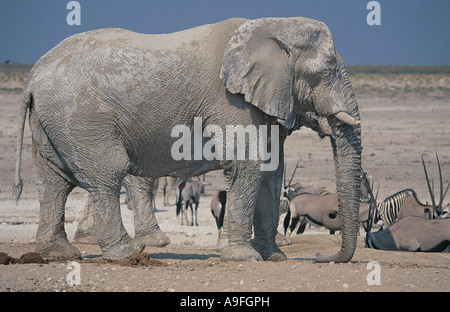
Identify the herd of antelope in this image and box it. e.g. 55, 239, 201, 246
279, 153, 449, 252
147, 152, 449, 253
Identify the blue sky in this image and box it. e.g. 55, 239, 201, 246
0, 0, 449, 65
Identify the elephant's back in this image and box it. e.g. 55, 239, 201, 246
24, 18, 251, 153
32, 17, 248, 70
26, 18, 247, 97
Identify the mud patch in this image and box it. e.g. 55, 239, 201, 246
83, 252, 167, 267
1, 250, 165, 267
0, 252, 11, 264
119, 252, 167, 267
0, 251, 46, 265
17, 252, 46, 264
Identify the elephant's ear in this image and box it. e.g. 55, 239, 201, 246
220, 18, 295, 125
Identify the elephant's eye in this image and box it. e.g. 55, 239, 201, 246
322, 69, 331, 78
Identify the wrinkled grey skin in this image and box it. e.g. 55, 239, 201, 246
14, 17, 362, 262
74, 175, 170, 247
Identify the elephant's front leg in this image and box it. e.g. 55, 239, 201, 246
252, 162, 287, 261
123, 175, 170, 247
221, 161, 263, 261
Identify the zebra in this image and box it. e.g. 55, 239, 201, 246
374, 189, 424, 228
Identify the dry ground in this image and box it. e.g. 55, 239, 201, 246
0, 73, 449, 294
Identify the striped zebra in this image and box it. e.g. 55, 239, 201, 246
375, 189, 416, 228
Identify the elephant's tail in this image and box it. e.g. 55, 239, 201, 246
13, 92, 31, 204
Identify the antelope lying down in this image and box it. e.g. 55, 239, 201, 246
364, 153, 450, 252
365, 216, 450, 252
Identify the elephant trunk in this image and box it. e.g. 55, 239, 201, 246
316, 89, 362, 263
320, 210, 341, 231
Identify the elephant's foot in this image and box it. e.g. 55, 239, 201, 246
251, 238, 287, 262
36, 236, 81, 260
221, 244, 263, 262
134, 230, 170, 247
275, 231, 291, 247
101, 235, 144, 260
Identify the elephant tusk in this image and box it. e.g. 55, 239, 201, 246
335, 112, 361, 126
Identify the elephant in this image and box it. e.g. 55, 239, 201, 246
13, 17, 362, 262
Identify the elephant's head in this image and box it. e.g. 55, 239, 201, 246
220, 18, 362, 263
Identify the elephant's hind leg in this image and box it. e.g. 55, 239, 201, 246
70, 138, 144, 260
220, 161, 263, 262
88, 186, 144, 260
33, 148, 80, 260
123, 175, 170, 247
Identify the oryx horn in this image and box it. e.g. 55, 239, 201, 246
287, 158, 301, 187
435, 152, 450, 214
422, 153, 437, 216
